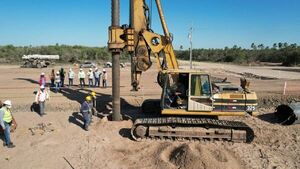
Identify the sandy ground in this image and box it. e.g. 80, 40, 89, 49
0, 62, 300, 169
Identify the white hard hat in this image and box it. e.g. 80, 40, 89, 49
95, 67, 98, 70
80, 68, 83, 71
56, 71, 60, 74
103, 69, 106, 72
41, 72, 45, 75
89, 68, 92, 71
40, 85, 45, 89
3, 100, 12, 106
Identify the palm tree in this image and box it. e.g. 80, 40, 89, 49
257, 44, 264, 50
290, 43, 297, 48
278, 42, 283, 49
233, 45, 238, 50
251, 43, 257, 50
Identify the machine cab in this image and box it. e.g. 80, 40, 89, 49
161, 70, 214, 114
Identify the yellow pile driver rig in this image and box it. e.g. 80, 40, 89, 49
108, 0, 258, 142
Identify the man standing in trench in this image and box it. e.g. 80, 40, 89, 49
80, 96, 92, 131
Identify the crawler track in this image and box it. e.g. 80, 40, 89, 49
131, 117, 254, 143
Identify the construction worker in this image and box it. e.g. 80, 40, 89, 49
35, 85, 49, 116
87, 68, 94, 87
55, 71, 61, 92
68, 68, 75, 87
0, 100, 16, 148
94, 68, 101, 87
49, 69, 55, 87
60, 68, 66, 87
39, 72, 47, 87
80, 96, 92, 131
78, 68, 86, 88
102, 69, 107, 88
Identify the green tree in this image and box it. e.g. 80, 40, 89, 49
251, 43, 257, 50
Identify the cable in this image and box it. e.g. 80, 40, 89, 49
149, 0, 153, 29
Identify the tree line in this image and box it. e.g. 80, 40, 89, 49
0, 43, 299, 66
0, 44, 129, 63
175, 42, 300, 66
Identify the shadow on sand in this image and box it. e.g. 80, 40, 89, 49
68, 112, 84, 129
257, 112, 279, 124
118, 128, 132, 140
14, 77, 152, 139
15, 78, 40, 85
59, 87, 141, 129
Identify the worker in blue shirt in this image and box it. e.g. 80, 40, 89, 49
80, 96, 92, 131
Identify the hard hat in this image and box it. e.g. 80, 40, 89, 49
40, 85, 45, 89
95, 67, 98, 70
3, 100, 12, 106
86, 96, 92, 101
89, 68, 92, 71
91, 91, 96, 97
103, 69, 106, 72
56, 71, 60, 74
41, 72, 45, 75
80, 68, 83, 71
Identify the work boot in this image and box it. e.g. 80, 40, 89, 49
7, 143, 15, 148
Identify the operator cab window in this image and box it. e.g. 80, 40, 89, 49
163, 73, 189, 109
190, 74, 211, 97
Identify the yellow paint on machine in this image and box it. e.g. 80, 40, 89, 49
161, 109, 259, 116
213, 103, 258, 106
214, 92, 258, 100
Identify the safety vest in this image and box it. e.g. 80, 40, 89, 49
1, 107, 12, 123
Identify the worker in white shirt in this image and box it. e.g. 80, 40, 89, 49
35, 85, 49, 116
68, 68, 75, 87
94, 68, 101, 87
102, 69, 108, 88
55, 71, 61, 92
78, 68, 86, 88
87, 68, 94, 87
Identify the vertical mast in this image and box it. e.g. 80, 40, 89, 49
111, 0, 122, 121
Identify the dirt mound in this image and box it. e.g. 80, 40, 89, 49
225, 71, 277, 80
169, 144, 205, 169
258, 95, 300, 109
155, 143, 241, 169
240, 72, 277, 80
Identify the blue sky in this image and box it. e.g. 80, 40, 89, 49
0, 0, 299, 49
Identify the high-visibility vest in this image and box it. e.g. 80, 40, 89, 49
1, 107, 12, 123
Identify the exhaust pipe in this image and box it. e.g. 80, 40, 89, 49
275, 102, 300, 125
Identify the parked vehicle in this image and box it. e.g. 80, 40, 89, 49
104, 62, 125, 68
80, 61, 97, 68
21, 54, 59, 68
